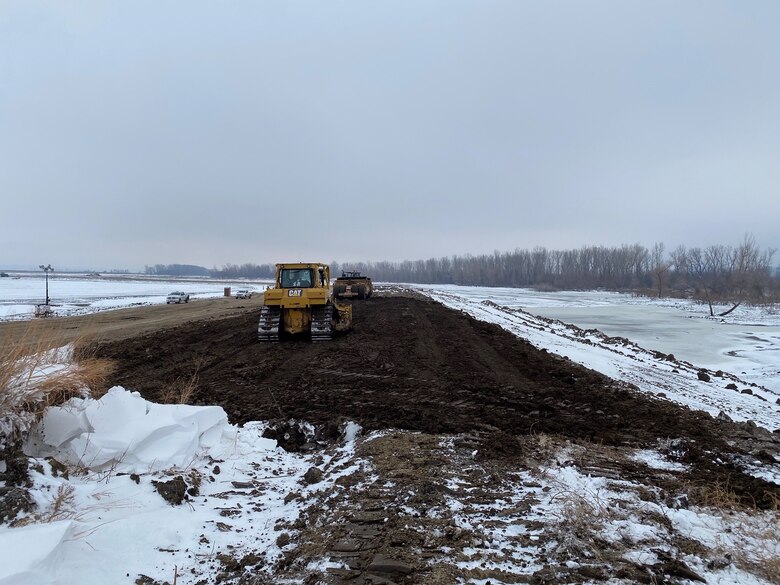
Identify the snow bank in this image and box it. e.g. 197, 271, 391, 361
0, 521, 72, 585
39, 387, 232, 472
2, 390, 312, 585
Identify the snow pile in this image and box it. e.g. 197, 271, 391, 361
38, 387, 231, 472
1, 388, 361, 585
0, 522, 72, 585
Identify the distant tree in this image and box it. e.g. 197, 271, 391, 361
718, 234, 776, 315
668, 245, 689, 291
650, 242, 671, 298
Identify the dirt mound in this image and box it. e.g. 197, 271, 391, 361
96, 297, 719, 444
95, 295, 779, 507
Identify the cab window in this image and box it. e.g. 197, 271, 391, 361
281, 269, 313, 288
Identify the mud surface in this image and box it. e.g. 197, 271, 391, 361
97, 295, 779, 509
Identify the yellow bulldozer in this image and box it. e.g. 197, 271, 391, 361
258, 262, 352, 342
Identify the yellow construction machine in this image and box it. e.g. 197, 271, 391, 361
258, 262, 352, 342
333, 271, 373, 300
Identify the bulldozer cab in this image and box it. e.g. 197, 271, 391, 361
280, 268, 313, 288
277, 264, 328, 290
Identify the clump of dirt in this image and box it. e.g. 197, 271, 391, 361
261, 420, 313, 452
215, 552, 265, 583
153, 476, 187, 505
303, 467, 323, 485
95, 295, 780, 508
153, 474, 200, 506
0, 486, 35, 524
134, 575, 165, 585
0, 441, 31, 487
0, 441, 35, 524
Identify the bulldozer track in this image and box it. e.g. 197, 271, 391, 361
311, 304, 333, 342
257, 305, 281, 342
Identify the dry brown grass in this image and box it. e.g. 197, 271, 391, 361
30, 357, 116, 408
689, 479, 744, 509
709, 513, 780, 584
684, 477, 780, 512
161, 370, 200, 405
515, 432, 567, 468
10, 484, 77, 527
1, 320, 115, 440
757, 556, 780, 585
43, 484, 77, 522
738, 550, 780, 585
546, 486, 614, 559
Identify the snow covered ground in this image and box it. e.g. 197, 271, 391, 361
1, 284, 779, 584
0, 275, 271, 321
3, 387, 354, 585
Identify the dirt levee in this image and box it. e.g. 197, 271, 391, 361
98, 296, 725, 449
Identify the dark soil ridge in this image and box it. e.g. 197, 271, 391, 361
95, 295, 780, 508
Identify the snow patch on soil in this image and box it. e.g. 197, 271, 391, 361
2, 388, 352, 585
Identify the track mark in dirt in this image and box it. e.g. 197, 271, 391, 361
95, 295, 780, 507
275, 430, 755, 585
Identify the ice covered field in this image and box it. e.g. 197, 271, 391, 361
0, 274, 271, 320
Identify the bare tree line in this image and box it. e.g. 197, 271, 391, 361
664, 236, 777, 314
145, 263, 276, 279
335, 236, 778, 312
144, 263, 210, 277
208, 263, 276, 279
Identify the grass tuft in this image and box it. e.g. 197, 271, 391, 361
160, 358, 203, 405
161, 371, 200, 405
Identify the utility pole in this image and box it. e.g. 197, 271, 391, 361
39, 264, 54, 305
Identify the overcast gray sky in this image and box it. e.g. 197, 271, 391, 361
1, 1, 778, 270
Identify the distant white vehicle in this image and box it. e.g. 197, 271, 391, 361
166, 292, 190, 304
235, 289, 253, 299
